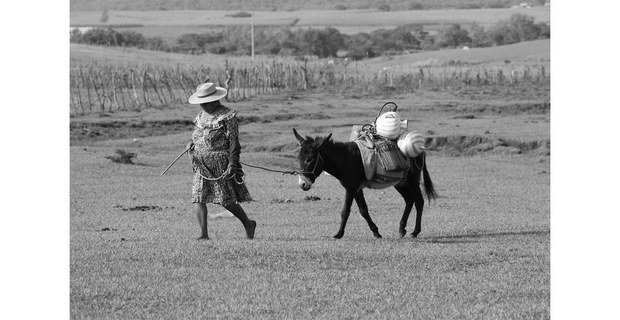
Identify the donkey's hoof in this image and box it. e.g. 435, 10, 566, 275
411, 230, 420, 238
374, 232, 382, 239
399, 230, 407, 238
333, 233, 344, 239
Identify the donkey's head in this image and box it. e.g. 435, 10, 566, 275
293, 128, 332, 191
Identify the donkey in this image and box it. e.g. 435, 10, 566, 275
293, 128, 437, 239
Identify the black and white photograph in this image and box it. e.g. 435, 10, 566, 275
5, 0, 620, 319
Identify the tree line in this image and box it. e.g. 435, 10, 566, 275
70, 14, 549, 60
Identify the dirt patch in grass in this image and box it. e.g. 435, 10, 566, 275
464, 102, 550, 115
423, 102, 549, 115
71, 119, 195, 145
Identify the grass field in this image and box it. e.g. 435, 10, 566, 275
70, 38, 549, 70
70, 7, 550, 37
71, 151, 549, 318
71, 85, 550, 318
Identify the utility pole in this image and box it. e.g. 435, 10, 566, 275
251, 13, 255, 61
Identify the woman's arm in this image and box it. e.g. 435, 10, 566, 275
226, 115, 241, 171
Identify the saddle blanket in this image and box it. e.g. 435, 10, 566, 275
355, 139, 408, 189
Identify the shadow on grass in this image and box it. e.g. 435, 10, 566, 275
422, 230, 549, 244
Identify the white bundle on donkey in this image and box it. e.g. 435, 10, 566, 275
349, 102, 427, 189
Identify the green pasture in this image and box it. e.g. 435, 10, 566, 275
363, 39, 549, 69
70, 7, 550, 36
70, 38, 549, 69
71, 88, 550, 318
70, 43, 300, 68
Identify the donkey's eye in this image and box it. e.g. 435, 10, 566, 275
305, 158, 314, 165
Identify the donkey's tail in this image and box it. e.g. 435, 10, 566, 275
421, 153, 438, 202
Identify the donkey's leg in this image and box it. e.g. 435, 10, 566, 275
354, 190, 382, 238
395, 183, 415, 238
411, 183, 425, 238
334, 188, 356, 239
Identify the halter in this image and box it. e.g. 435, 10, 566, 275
302, 151, 324, 180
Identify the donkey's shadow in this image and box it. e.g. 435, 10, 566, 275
421, 230, 549, 244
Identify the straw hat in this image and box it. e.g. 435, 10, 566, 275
188, 82, 227, 104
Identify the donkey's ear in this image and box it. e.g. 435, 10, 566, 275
318, 133, 333, 149
293, 128, 305, 145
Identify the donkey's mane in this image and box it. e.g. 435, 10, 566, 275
308, 135, 349, 149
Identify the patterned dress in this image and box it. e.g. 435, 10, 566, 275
190, 105, 253, 206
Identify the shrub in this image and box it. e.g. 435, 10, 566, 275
81, 28, 123, 46
227, 11, 252, 18
378, 4, 391, 12
70, 28, 83, 43
435, 24, 472, 48
407, 3, 424, 10
486, 1, 510, 8
457, 4, 481, 9
106, 149, 137, 164
487, 14, 545, 45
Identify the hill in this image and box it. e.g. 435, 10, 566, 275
359, 39, 549, 70
70, 43, 299, 68
71, 39, 549, 69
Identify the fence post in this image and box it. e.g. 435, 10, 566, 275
141, 69, 151, 107
79, 67, 92, 112
128, 70, 139, 109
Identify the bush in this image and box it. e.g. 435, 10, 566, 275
106, 149, 137, 164
378, 4, 391, 12
227, 11, 252, 18
486, 1, 510, 8
436, 24, 472, 48
487, 14, 545, 46
407, 3, 424, 10
70, 28, 83, 43
120, 31, 146, 47
457, 4, 481, 9
81, 28, 123, 46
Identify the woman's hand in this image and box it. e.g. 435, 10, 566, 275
224, 165, 238, 179
186, 141, 195, 152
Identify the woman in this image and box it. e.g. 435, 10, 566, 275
186, 82, 256, 240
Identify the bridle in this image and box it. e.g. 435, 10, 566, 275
302, 151, 324, 180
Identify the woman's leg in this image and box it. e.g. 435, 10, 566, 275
194, 203, 209, 240
224, 203, 256, 239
